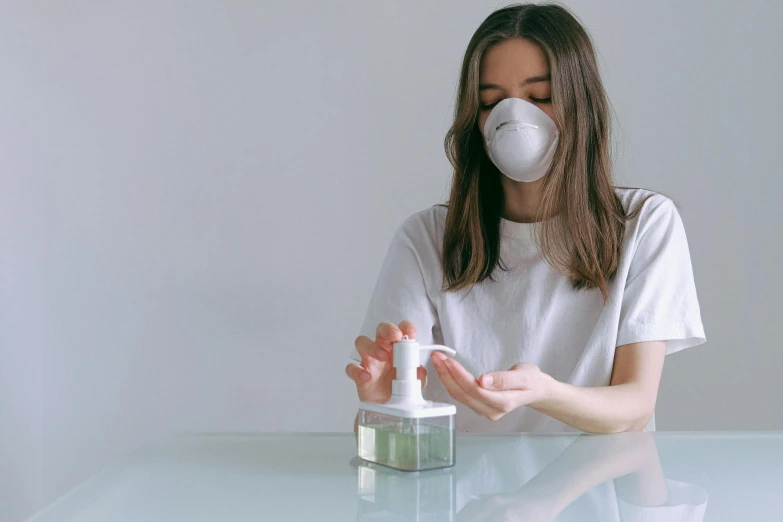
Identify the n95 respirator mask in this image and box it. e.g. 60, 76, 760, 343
482, 97, 559, 183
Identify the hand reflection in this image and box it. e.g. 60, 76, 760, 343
456, 432, 666, 522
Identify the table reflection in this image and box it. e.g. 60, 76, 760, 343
355, 433, 707, 521
42, 431, 783, 522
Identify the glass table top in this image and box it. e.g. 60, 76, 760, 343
25, 431, 783, 521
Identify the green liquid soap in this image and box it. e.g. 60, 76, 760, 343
358, 421, 455, 471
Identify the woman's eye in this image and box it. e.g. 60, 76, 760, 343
480, 97, 551, 111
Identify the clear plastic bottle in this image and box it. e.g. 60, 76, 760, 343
357, 337, 457, 471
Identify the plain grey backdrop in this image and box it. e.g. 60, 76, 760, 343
1, 0, 781, 520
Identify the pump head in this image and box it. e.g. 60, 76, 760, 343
388, 335, 457, 406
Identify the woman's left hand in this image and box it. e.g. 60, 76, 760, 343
431, 352, 553, 421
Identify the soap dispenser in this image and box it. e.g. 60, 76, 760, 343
357, 335, 457, 471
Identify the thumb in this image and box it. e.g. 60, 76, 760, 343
417, 365, 427, 388
479, 369, 525, 390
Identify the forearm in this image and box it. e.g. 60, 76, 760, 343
514, 433, 663, 514
533, 376, 655, 434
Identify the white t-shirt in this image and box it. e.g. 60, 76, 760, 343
350, 187, 706, 433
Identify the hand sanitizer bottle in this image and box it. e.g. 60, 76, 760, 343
357, 335, 457, 471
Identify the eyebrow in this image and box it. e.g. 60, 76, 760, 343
479, 74, 551, 91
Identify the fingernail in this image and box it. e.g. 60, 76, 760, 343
482, 375, 493, 387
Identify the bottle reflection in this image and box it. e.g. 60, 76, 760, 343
355, 459, 456, 520
355, 432, 707, 521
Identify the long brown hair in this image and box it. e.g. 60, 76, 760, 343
442, 2, 654, 302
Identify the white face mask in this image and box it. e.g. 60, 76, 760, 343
482, 97, 559, 183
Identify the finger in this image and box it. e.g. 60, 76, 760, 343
443, 358, 516, 414
431, 354, 496, 417
345, 363, 371, 385
443, 358, 499, 403
431, 355, 469, 401
375, 322, 403, 346
354, 335, 390, 364
417, 365, 427, 388
374, 322, 404, 358
398, 320, 418, 341
479, 364, 533, 391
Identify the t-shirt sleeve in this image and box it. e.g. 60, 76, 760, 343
349, 217, 441, 363
616, 196, 706, 354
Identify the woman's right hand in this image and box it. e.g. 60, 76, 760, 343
345, 320, 426, 403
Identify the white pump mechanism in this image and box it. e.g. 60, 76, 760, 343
357, 336, 458, 419
388, 335, 456, 407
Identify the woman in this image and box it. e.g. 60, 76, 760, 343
346, 3, 705, 434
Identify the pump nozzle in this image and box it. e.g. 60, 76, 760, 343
388, 335, 457, 406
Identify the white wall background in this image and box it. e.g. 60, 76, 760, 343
1, 0, 781, 520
